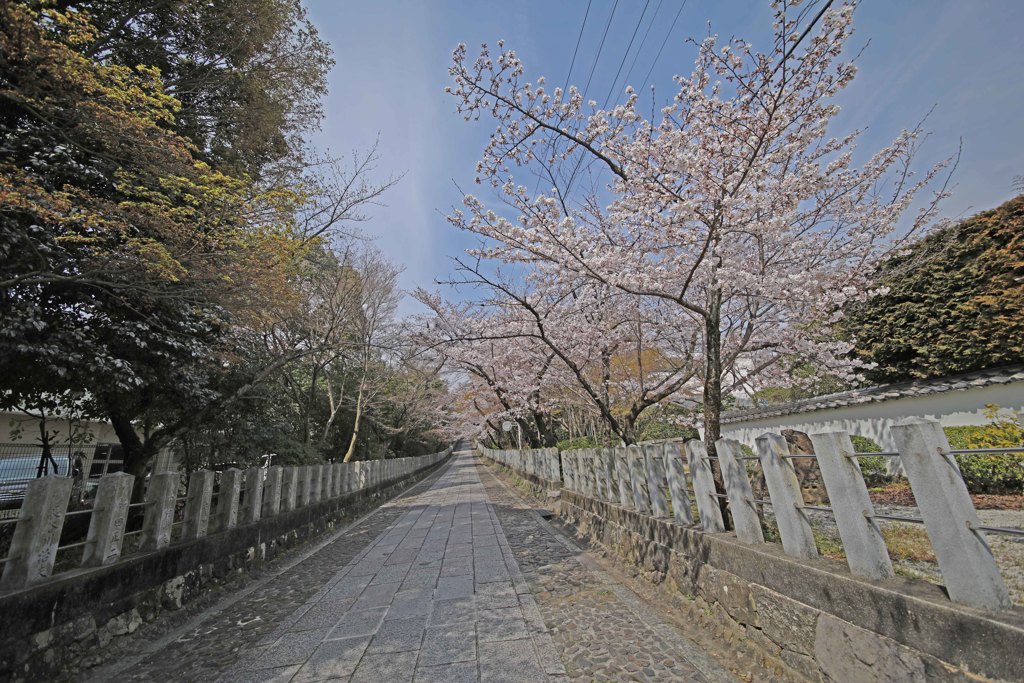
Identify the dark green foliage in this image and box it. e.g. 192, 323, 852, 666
843, 195, 1024, 382
944, 407, 1024, 493
849, 435, 888, 485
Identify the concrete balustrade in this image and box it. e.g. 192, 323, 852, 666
717, 438, 765, 545
0, 447, 452, 595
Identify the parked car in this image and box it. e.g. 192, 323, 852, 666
0, 455, 64, 505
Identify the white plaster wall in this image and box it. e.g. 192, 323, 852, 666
716, 381, 1024, 450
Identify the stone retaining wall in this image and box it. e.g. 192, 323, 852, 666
557, 488, 1024, 683
0, 455, 450, 682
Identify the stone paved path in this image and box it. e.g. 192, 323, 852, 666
106, 450, 735, 682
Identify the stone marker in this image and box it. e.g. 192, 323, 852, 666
140, 472, 177, 552
242, 467, 265, 523
263, 466, 283, 518
0, 476, 73, 589
214, 468, 242, 532
614, 447, 634, 509
85, 472, 136, 566
183, 469, 215, 539
281, 467, 298, 512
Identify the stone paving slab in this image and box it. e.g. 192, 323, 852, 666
94, 451, 736, 682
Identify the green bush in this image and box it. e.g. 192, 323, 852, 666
556, 435, 602, 451
943, 405, 1024, 493
850, 435, 889, 485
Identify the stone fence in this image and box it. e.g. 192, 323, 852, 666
0, 448, 451, 680
478, 420, 1024, 682
0, 449, 451, 592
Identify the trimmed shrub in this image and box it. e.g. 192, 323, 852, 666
943, 405, 1024, 493
850, 434, 889, 485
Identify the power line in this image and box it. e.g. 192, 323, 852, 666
640, 0, 687, 91
602, 0, 652, 109
563, 0, 593, 94
582, 0, 620, 100
620, 0, 664, 93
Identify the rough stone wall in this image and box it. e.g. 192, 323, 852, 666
556, 490, 1024, 683
0, 458, 449, 682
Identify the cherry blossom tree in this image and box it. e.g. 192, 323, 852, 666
446, 0, 952, 458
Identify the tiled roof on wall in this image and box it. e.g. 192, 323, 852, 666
722, 364, 1024, 424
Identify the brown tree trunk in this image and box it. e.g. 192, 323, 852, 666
702, 291, 732, 529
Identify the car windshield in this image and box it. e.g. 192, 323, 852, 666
0, 455, 62, 482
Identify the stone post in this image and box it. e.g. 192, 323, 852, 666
263, 466, 283, 518
182, 470, 215, 540
601, 448, 619, 503
664, 442, 694, 525
281, 467, 298, 512
214, 468, 242, 532
891, 419, 1011, 610
614, 447, 634, 509
140, 472, 177, 552
310, 465, 323, 504
716, 439, 766, 545
323, 464, 334, 499
809, 431, 894, 580
643, 444, 671, 519
755, 434, 815, 558
684, 440, 725, 533
0, 476, 73, 589
299, 466, 312, 507
84, 472, 135, 566
332, 463, 343, 496
562, 450, 577, 492
627, 445, 651, 514
242, 467, 265, 524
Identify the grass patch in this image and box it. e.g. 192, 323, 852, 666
881, 523, 936, 563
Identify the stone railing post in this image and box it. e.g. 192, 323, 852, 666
310, 465, 323, 504
643, 443, 671, 519
717, 439, 766, 545
84, 472, 135, 566
627, 445, 652, 514
562, 450, 577, 492
684, 440, 725, 533
891, 419, 1011, 610
281, 466, 298, 512
242, 467, 265, 524
600, 448, 619, 504
809, 431, 894, 580
182, 470, 215, 540
263, 466, 283, 518
323, 464, 334, 500
0, 476, 73, 589
333, 463, 343, 496
664, 442, 694, 525
214, 469, 242, 532
299, 466, 313, 507
755, 434, 816, 559
614, 447, 634, 509
140, 472, 177, 552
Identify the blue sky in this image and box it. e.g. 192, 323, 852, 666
304, 0, 1024, 313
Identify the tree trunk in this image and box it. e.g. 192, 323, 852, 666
342, 385, 364, 462
109, 410, 159, 502
702, 291, 732, 528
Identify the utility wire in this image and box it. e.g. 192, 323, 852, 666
601, 0, 652, 108
640, 0, 687, 90
582, 0, 620, 100
620, 0, 664, 93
